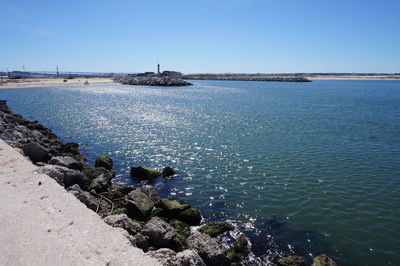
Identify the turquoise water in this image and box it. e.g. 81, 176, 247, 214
1, 80, 399, 265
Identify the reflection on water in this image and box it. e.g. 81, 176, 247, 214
1, 80, 400, 265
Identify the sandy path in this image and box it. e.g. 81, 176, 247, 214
0, 77, 115, 89
0, 139, 159, 266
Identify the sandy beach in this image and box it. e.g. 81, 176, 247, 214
0, 77, 115, 89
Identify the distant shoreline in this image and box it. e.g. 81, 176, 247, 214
1, 75, 399, 90
0, 77, 114, 89
306, 75, 400, 80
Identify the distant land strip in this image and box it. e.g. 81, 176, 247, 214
182, 74, 311, 82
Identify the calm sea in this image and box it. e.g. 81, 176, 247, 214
1, 80, 399, 265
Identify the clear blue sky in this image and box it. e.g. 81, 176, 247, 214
1, 0, 399, 73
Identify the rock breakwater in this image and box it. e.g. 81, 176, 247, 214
182, 74, 312, 82
114, 76, 193, 86
0, 99, 336, 266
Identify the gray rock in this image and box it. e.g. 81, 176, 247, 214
312, 254, 338, 266
68, 184, 98, 211
131, 233, 149, 251
162, 166, 176, 177
176, 249, 206, 266
159, 198, 190, 215
141, 186, 161, 205
278, 256, 307, 266
88, 174, 111, 193
49, 156, 83, 170
106, 183, 134, 200
130, 166, 162, 181
39, 165, 88, 188
177, 208, 202, 226
117, 76, 193, 86
95, 155, 113, 170
142, 217, 177, 248
147, 248, 177, 266
199, 221, 235, 238
187, 233, 229, 266
21, 142, 50, 163
103, 214, 141, 235
125, 189, 155, 220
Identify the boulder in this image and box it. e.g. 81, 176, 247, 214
68, 184, 98, 211
234, 235, 250, 255
131, 233, 149, 251
21, 142, 50, 163
142, 217, 177, 248
125, 189, 155, 220
39, 165, 88, 188
103, 214, 141, 235
82, 167, 115, 183
141, 186, 161, 205
61, 142, 80, 155
312, 254, 338, 266
106, 183, 134, 200
49, 156, 83, 170
176, 249, 206, 266
88, 174, 111, 193
130, 166, 162, 181
159, 198, 190, 215
199, 222, 235, 238
187, 233, 229, 266
95, 155, 113, 170
178, 208, 202, 226
278, 256, 307, 266
162, 166, 176, 177
147, 248, 177, 266
169, 219, 190, 250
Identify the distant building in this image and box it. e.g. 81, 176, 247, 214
162, 71, 182, 77
134, 72, 156, 77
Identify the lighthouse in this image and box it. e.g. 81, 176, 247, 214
157, 63, 161, 75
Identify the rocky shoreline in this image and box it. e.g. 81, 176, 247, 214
114, 76, 193, 86
0, 99, 337, 266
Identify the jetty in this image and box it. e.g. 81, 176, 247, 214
182, 74, 312, 82
114, 76, 193, 86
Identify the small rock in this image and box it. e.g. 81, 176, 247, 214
159, 198, 190, 215
176, 249, 206, 266
103, 214, 141, 235
89, 174, 111, 193
278, 256, 307, 266
142, 217, 177, 248
95, 155, 113, 170
199, 222, 235, 238
106, 183, 134, 200
131, 233, 149, 251
68, 184, 98, 211
312, 254, 338, 266
147, 248, 177, 266
234, 235, 250, 255
130, 166, 162, 181
162, 166, 176, 177
187, 232, 230, 266
82, 167, 115, 183
61, 142, 80, 155
178, 208, 202, 226
141, 186, 161, 205
125, 189, 155, 220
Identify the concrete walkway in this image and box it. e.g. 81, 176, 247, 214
0, 139, 159, 266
